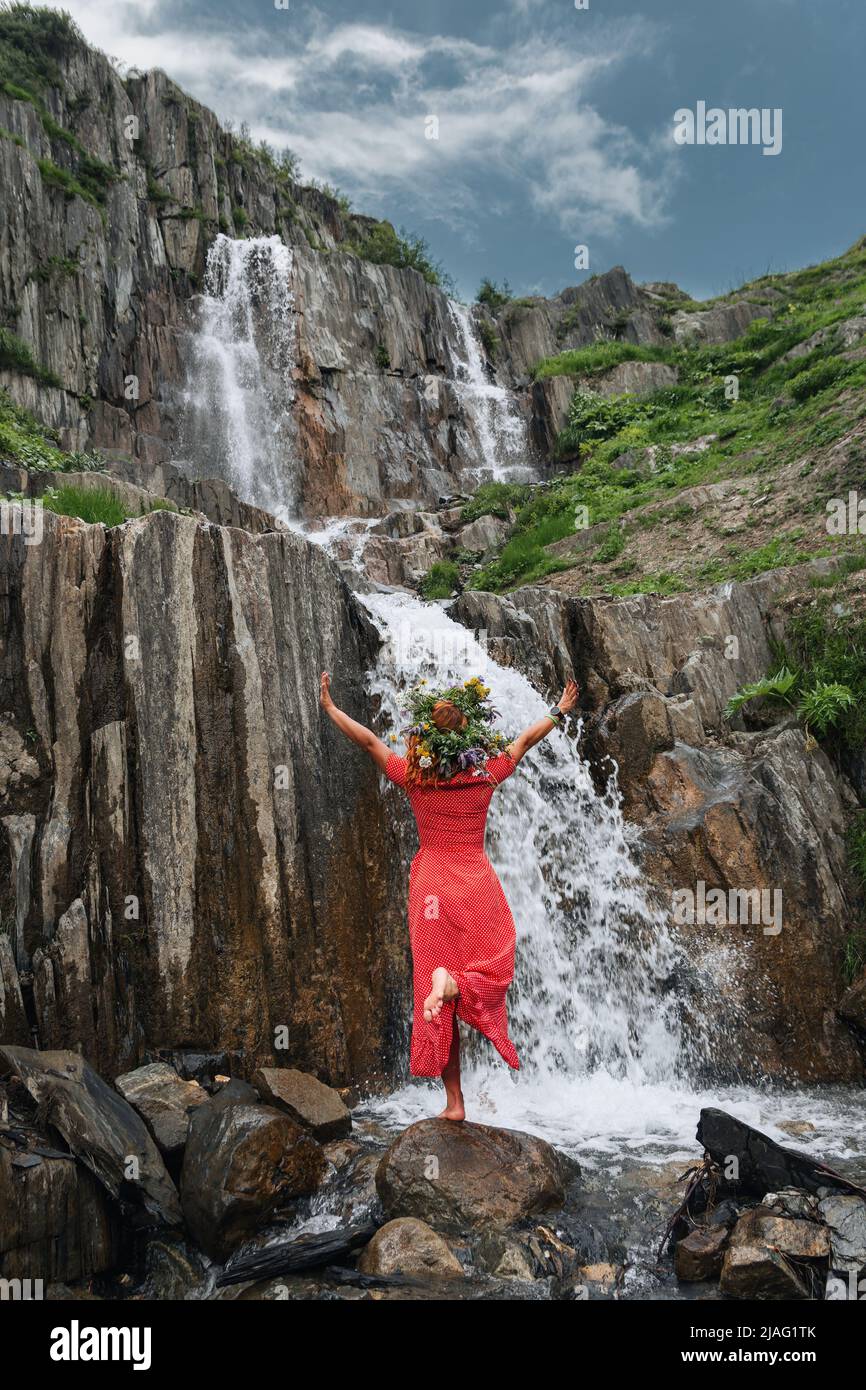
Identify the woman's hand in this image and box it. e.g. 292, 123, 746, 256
558, 678, 580, 714
320, 671, 334, 711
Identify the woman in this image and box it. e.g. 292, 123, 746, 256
320, 670, 579, 1120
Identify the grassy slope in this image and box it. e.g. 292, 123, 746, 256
468, 236, 866, 598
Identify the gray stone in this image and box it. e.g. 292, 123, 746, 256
252, 1067, 352, 1142
817, 1194, 866, 1273
115, 1062, 209, 1157
0, 1046, 181, 1226
358, 1217, 464, 1281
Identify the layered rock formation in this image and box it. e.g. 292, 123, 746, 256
453, 567, 864, 1083
0, 502, 411, 1083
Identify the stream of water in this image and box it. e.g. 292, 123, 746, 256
446, 299, 534, 484
180, 234, 297, 517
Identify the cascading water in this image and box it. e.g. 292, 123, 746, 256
356, 591, 866, 1180
180, 234, 298, 518
447, 300, 534, 484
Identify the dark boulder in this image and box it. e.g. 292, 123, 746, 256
375, 1119, 574, 1234
697, 1108, 866, 1199
0, 1046, 181, 1226
180, 1102, 326, 1260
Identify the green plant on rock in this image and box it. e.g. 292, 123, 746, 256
724, 666, 800, 721
41, 483, 131, 527
797, 681, 856, 738
421, 559, 460, 600
0, 326, 61, 387
476, 278, 512, 313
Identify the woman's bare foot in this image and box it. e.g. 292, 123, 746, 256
423, 967, 458, 1022
438, 1096, 465, 1122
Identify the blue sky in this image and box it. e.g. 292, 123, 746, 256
45, 0, 866, 301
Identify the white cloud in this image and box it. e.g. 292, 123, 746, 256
37, 1, 675, 238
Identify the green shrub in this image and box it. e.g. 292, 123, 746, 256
421, 559, 460, 599
0, 326, 61, 386
344, 221, 450, 289
476, 278, 511, 313
374, 344, 390, 370
788, 357, 849, 402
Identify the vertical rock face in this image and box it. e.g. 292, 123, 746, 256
0, 508, 410, 1083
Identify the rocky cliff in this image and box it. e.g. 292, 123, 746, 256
0, 499, 411, 1083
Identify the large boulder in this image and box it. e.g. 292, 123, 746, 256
357, 1218, 464, 1281
0, 1047, 181, 1226
375, 1119, 573, 1234
180, 1101, 326, 1260
115, 1062, 209, 1159
251, 1067, 351, 1142
697, 1108, 866, 1199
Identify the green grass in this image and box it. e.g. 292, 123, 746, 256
0, 326, 61, 386
41, 483, 131, 526
421, 559, 461, 599
469, 237, 866, 593
532, 341, 671, 382
0, 389, 103, 470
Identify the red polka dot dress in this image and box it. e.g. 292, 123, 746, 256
385, 750, 520, 1078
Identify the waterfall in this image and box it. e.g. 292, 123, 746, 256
447, 300, 534, 484
180, 234, 298, 517
360, 590, 709, 1149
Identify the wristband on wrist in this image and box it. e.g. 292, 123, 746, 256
546, 706, 563, 725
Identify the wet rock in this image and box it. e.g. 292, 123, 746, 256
0, 507, 409, 1083
155, 1049, 233, 1090
180, 1102, 326, 1260
838, 971, 866, 1031
375, 1119, 573, 1234
210, 1079, 260, 1108
115, 1063, 209, 1158
816, 1194, 866, 1273
719, 1243, 812, 1301
675, 1226, 729, 1281
358, 1218, 464, 1281
252, 1067, 352, 1142
139, 1234, 211, 1300
0, 1047, 181, 1226
474, 1231, 537, 1281
322, 1138, 362, 1171
0, 1143, 119, 1282
729, 1207, 830, 1261
697, 1108, 865, 1199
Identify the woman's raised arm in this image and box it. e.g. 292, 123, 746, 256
507, 679, 579, 766
320, 671, 392, 774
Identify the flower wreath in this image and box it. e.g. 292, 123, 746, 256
400, 675, 512, 784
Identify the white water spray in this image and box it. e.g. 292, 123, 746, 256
447, 300, 534, 484
180, 235, 297, 517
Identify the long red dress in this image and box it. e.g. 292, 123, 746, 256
385, 750, 520, 1077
